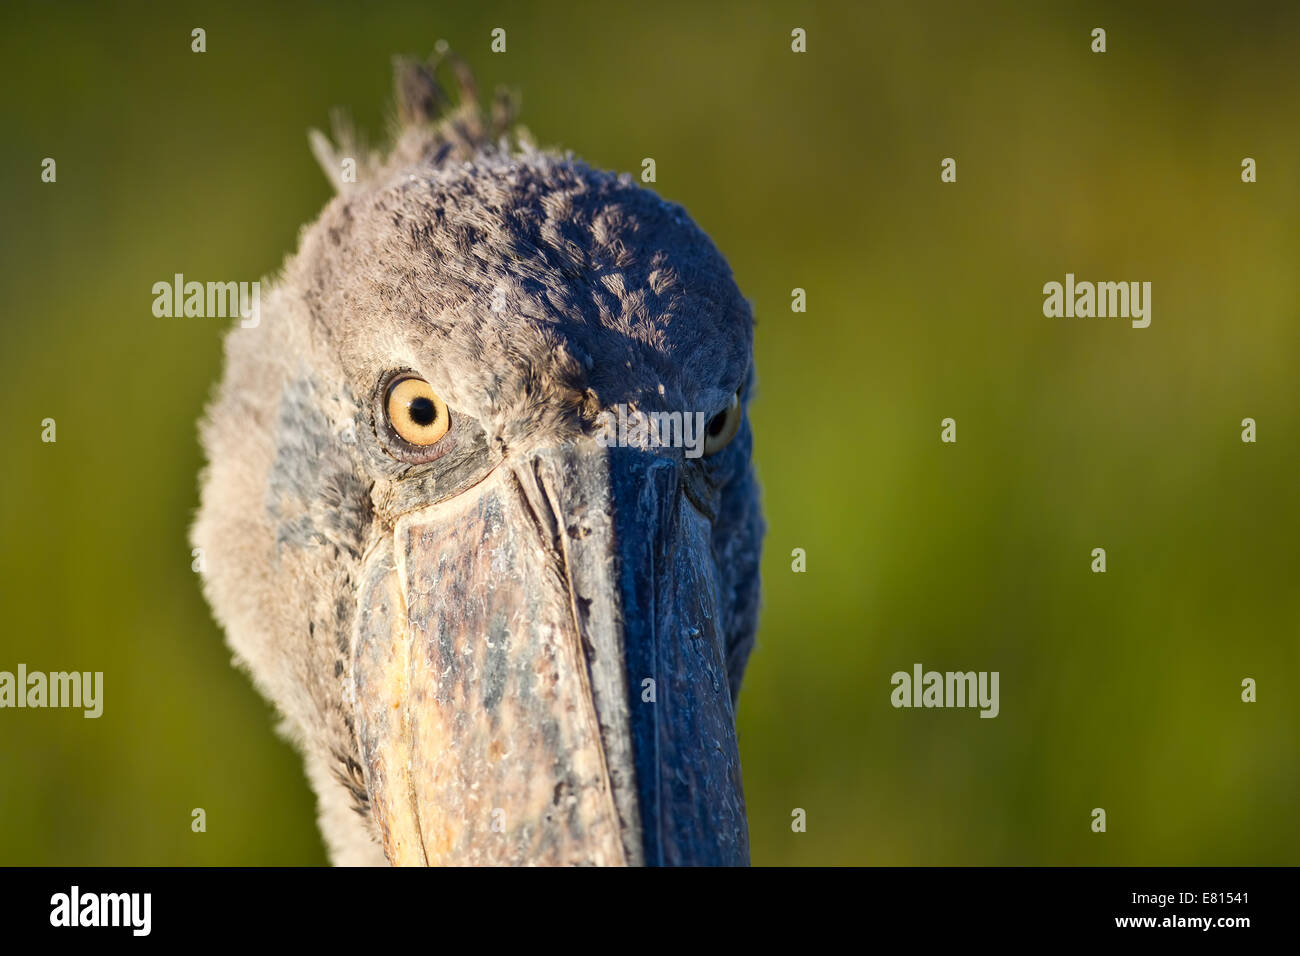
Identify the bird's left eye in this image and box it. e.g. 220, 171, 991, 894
703, 391, 742, 457
385, 376, 450, 447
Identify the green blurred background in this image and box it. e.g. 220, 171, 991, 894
2, 0, 1297, 865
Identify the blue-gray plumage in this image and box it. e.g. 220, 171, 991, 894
193, 49, 763, 866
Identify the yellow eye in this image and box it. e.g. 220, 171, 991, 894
703, 392, 742, 457
385, 377, 450, 446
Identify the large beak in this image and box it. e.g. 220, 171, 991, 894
351, 439, 748, 865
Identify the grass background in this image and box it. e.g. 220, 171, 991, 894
1, 0, 1296, 864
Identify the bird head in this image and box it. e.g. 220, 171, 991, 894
192, 51, 763, 865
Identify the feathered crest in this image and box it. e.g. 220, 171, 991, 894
309, 42, 525, 194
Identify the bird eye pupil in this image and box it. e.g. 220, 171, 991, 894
707, 412, 728, 437
408, 396, 437, 427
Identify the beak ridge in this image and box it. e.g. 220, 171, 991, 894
352, 439, 747, 865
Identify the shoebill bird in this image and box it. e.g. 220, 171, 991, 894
192, 51, 763, 866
